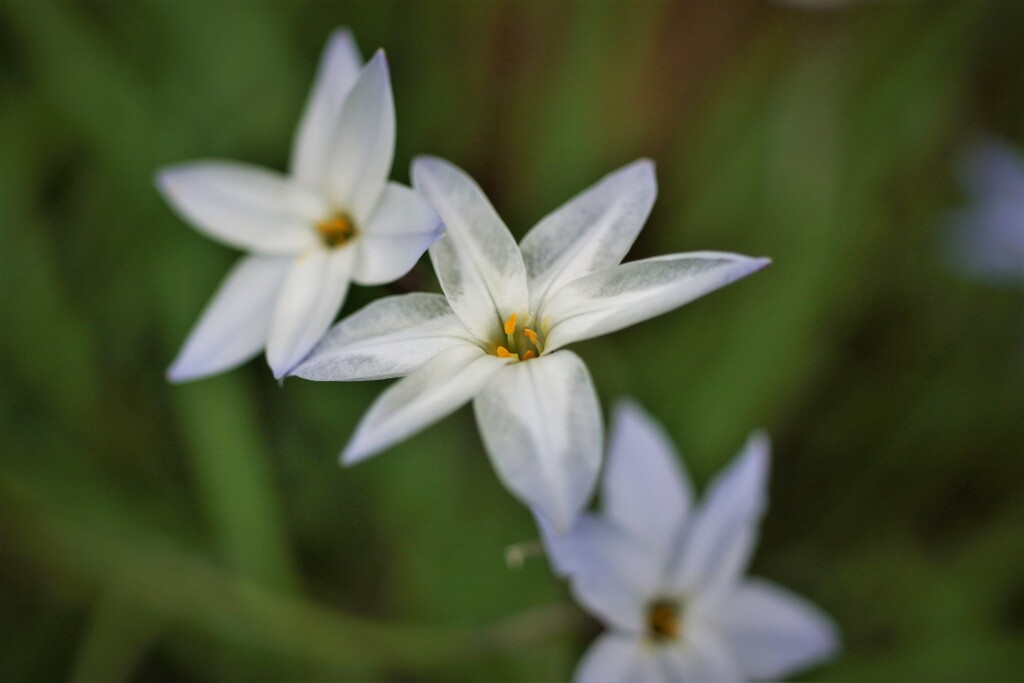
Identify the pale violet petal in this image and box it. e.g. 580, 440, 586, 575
291, 293, 470, 381
708, 578, 840, 680
604, 400, 693, 571
574, 634, 663, 683
538, 514, 662, 607
352, 182, 444, 286
327, 51, 395, 222
668, 432, 770, 596
290, 28, 363, 190
960, 136, 1024, 199
266, 247, 354, 379
413, 156, 530, 343
168, 255, 290, 382
521, 159, 656, 311
342, 343, 511, 464
474, 350, 601, 531
156, 162, 323, 254
541, 252, 770, 353
538, 516, 659, 634
660, 629, 744, 683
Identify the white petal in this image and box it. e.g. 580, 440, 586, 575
156, 162, 322, 254
413, 156, 530, 343
709, 578, 840, 680
574, 634, 663, 683
266, 247, 354, 379
604, 400, 693, 571
668, 433, 770, 596
521, 159, 656, 311
168, 255, 290, 382
474, 350, 601, 531
660, 630, 744, 683
352, 182, 444, 285
342, 343, 511, 464
542, 252, 770, 353
327, 51, 395, 221
290, 293, 470, 381
290, 28, 363, 189
537, 514, 658, 633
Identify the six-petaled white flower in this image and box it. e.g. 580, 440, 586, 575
158, 29, 443, 381
540, 401, 839, 683
292, 157, 769, 530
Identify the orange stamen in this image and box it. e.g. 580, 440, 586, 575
496, 346, 513, 359
524, 328, 539, 346
521, 350, 537, 360
503, 313, 517, 335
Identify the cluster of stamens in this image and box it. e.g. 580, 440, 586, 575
646, 599, 682, 642
494, 313, 544, 362
316, 212, 357, 248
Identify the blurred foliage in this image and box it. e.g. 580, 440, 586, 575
2, 1, 1023, 681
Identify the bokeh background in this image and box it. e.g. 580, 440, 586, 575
2, 1, 1023, 681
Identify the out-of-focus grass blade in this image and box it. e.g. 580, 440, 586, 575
4, 0, 299, 597
0, 471, 580, 678
69, 592, 160, 683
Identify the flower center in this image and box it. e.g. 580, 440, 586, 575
646, 599, 681, 642
316, 212, 357, 248
493, 313, 545, 362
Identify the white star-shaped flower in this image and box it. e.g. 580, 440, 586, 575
541, 401, 839, 682
293, 156, 769, 530
157, 30, 443, 381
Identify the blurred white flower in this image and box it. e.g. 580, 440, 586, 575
293, 157, 768, 530
540, 401, 839, 683
945, 137, 1024, 285
158, 29, 443, 381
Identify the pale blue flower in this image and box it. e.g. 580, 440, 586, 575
945, 137, 1024, 285
158, 30, 443, 381
540, 401, 839, 682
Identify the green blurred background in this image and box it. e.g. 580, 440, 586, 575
2, 1, 1023, 681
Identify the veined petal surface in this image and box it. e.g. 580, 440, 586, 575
327, 51, 395, 221
604, 400, 693, 570
352, 182, 444, 286
266, 247, 355, 379
474, 350, 601, 532
521, 159, 656, 311
413, 156, 529, 343
168, 255, 290, 382
668, 432, 770, 596
156, 162, 322, 254
291, 28, 363, 190
542, 252, 770, 353
292, 293, 469, 381
709, 578, 840, 680
574, 634, 663, 683
343, 343, 511, 464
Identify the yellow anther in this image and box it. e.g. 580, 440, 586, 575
316, 213, 356, 247
521, 350, 537, 361
524, 328, 539, 346
504, 313, 518, 335
496, 346, 513, 359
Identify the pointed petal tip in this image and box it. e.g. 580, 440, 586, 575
340, 441, 373, 467
366, 48, 389, 70
326, 26, 355, 47
738, 429, 772, 477
165, 362, 192, 384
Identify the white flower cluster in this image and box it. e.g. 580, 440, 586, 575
157, 29, 839, 682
